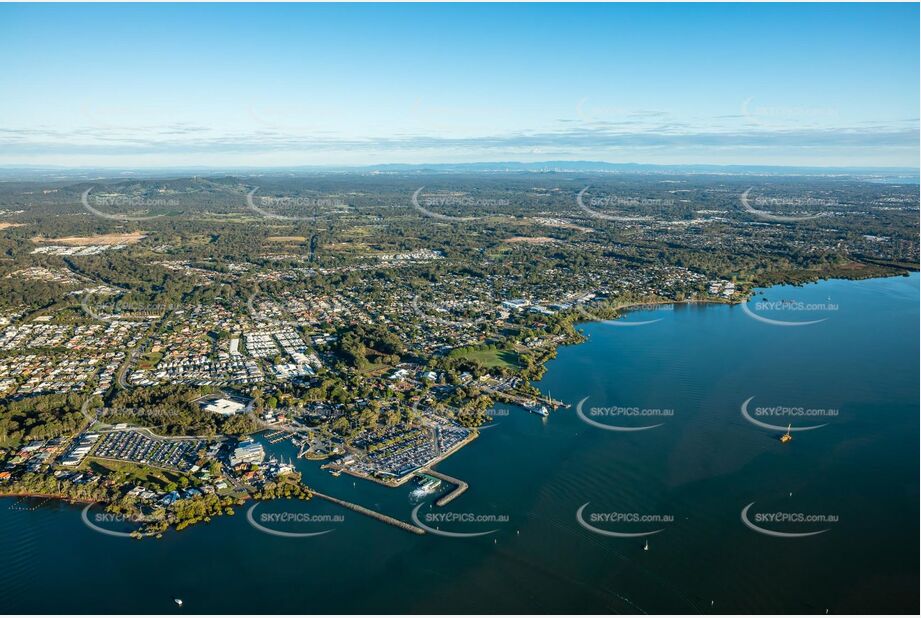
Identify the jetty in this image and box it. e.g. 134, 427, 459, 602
265, 430, 295, 444
421, 468, 468, 507
312, 490, 425, 535
481, 385, 569, 410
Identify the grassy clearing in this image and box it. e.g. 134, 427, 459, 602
357, 362, 391, 377
86, 459, 183, 490
136, 351, 163, 370
454, 348, 520, 369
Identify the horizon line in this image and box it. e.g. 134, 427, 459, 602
0, 160, 917, 173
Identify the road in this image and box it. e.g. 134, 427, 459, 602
115, 309, 171, 390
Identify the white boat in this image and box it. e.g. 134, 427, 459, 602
174, 599, 183, 607
528, 404, 549, 417
415, 475, 442, 493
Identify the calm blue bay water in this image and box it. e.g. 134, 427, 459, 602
1, 273, 917, 613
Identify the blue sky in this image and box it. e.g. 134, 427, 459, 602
0, 3, 917, 168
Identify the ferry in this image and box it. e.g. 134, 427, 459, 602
526, 401, 550, 417
780, 424, 793, 443
416, 474, 442, 493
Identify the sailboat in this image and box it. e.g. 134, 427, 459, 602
780, 423, 793, 443
643, 539, 649, 551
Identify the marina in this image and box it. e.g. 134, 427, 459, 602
0, 275, 917, 614
0, 4, 917, 614
264, 430, 296, 444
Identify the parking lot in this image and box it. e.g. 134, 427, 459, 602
92, 430, 205, 472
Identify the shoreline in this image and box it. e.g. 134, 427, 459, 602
576, 268, 916, 325
2, 272, 914, 535
327, 272, 917, 492
0, 491, 95, 505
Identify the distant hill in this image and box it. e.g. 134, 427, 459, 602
0, 161, 916, 183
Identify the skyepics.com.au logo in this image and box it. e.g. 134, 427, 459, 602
741, 297, 838, 327
589, 196, 674, 208
576, 397, 674, 432
741, 396, 838, 433
410, 504, 508, 538
410, 399, 502, 430
246, 187, 345, 221
740, 187, 832, 223
81, 187, 173, 221
81, 504, 155, 538
80, 290, 176, 323
740, 97, 838, 128
576, 503, 674, 538
485, 406, 512, 419
741, 502, 838, 538
246, 503, 343, 538
575, 186, 656, 222
245, 280, 302, 327
411, 187, 509, 221
572, 298, 672, 327
93, 405, 188, 425
410, 291, 495, 329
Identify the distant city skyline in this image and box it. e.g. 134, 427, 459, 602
1, 3, 918, 168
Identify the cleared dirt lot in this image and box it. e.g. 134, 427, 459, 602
31, 231, 147, 245
266, 236, 307, 242
503, 236, 558, 244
